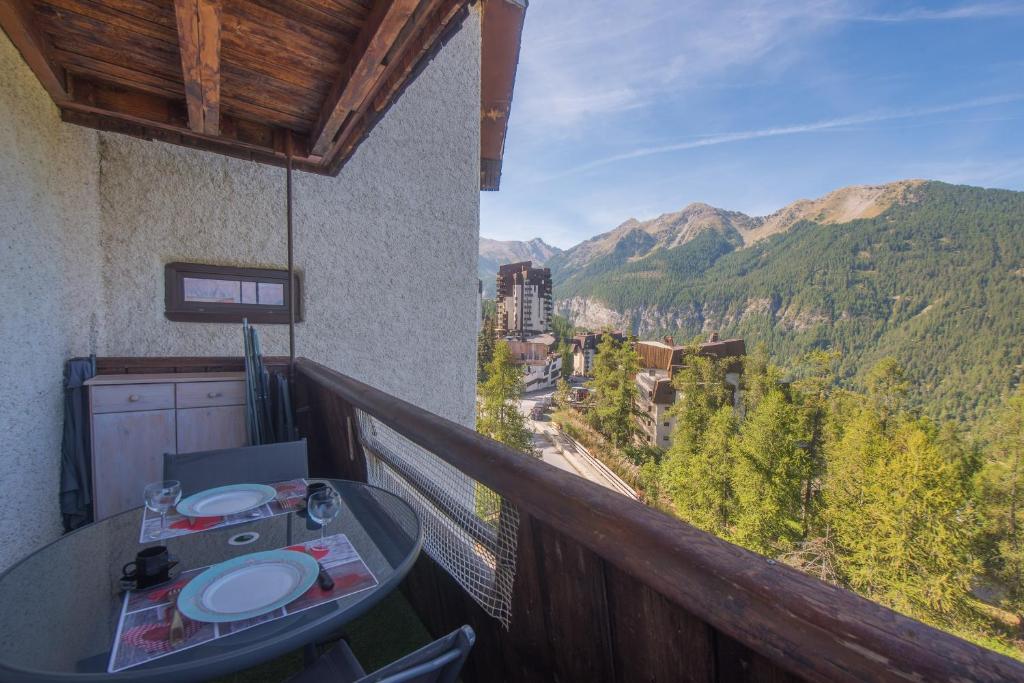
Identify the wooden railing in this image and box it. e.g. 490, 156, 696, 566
292, 357, 1024, 683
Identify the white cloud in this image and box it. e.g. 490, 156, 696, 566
843, 2, 1024, 22
545, 94, 1024, 178
513, 0, 849, 129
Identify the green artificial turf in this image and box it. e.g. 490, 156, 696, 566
209, 591, 432, 682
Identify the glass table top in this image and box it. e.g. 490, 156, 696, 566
0, 480, 422, 682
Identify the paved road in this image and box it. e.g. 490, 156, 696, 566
519, 387, 637, 498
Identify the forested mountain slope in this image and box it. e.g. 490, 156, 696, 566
552, 181, 1024, 422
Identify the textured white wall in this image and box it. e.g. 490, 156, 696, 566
0, 9, 480, 572
0, 37, 104, 570
98, 9, 481, 426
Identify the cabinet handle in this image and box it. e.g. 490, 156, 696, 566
207, 392, 222, 398
128, 394, 140, 402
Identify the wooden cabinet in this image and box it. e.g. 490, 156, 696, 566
86, 373, 248, 520
176, 405, 247, 454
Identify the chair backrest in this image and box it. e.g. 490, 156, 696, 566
163, 440, 309, 496
360, 626, 475, 683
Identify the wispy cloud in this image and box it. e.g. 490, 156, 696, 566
843, 2, 1024, 22
545, 94, 1024, 179
513, 0, 848, 129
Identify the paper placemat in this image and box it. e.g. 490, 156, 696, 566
108, 533, 378, 673
139, 479, 308, 543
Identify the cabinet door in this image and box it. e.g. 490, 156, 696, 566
93, 409, 176, 520
176, 405, 248, 454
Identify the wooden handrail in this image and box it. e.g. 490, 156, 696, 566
295, 357, 1024, 683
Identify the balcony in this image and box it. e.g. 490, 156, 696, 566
288, 357, 1024, 683
2, 0, 1023, 679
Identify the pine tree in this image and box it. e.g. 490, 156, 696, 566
975, 389, 1024, 616
731, 388, 808, 555
826, 412, 978, 624
791, 350, 840, 536
554, 377, 572, 410
589, 334, 640, 447
661, 404, 737, 536
559, 342, 574, 380
660, 354, 737, 532
477, 341, 532, 453
477, 314, 496, 383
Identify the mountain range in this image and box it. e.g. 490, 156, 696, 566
478, 237, 561, 296
481, 180, 1024, 423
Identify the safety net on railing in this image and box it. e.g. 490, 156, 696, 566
354, 409, 519, 627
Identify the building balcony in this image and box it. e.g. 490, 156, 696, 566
2, 0, 1022, 679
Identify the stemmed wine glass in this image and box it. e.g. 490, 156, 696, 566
144, 480, 182, 531
307, 488, 342, 552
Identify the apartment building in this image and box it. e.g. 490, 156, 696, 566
570, 331, 625, 376
634, 334, 746, 448
636, 369, 677, 447
495, 261, 553, 337
507, 333, 562, 391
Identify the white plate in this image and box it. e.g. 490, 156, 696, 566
176, 483, 278, 517
178, 550, 320, 622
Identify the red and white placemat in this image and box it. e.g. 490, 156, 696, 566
139, 479, 309, 543
108, 533, 378, 673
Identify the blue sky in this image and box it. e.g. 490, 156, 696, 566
479, 0, 1024, 248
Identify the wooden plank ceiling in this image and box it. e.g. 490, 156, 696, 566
1, 0, 474, 175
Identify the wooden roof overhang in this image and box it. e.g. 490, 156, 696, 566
479, 0, 524, 190
1, 0, 520, 183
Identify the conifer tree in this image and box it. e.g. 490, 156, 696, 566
589, 334, 640, 447
554, 377, 572, 410
660, 354, 737, 532
477, 341, 532, 453
477, 314, 496, 383
826, 410, 977, 624
975, 389, 1024, 616
559, 343, 574, 379
731, 388, 808, 555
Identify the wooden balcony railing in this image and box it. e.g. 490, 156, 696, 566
289, 357, 1024, 683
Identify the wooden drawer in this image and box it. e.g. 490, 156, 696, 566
91, 383, 174, 414
176, 381, 246, 408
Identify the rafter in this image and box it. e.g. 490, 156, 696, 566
173, 0, 221, 135
0, 0, 67, 102
310, 0, 421, 156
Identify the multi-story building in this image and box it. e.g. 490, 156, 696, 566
635, 368, 677, 447
634, 334, 746, 448
570, 331, 625, 376
507, 334, 562, 391
495, 261, 553, 337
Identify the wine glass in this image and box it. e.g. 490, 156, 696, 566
307, 488, 341, 551
144, 480, 182, 531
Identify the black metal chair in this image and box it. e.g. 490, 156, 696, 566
162, 439, 309, 495
289, 626, 475, 683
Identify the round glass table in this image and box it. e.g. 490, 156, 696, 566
0, 480, 422, 682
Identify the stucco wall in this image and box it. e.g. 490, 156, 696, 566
98, 9, 481, 426
0, 5, 480, 574
0, 36, 104, 570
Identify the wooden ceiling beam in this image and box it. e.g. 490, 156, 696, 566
0, 0, 68, 102
309, 0, 421, 156
324, 0, 466, 175
63, 75, 319, 164
173, 0, 221, 135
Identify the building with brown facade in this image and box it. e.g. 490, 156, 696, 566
495, 261, 553, 338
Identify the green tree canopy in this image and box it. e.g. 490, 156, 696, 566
588, 333, 640, 447
975, 389, 1024, 615
477, 341, 532, 453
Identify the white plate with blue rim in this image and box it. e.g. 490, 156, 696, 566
176, 483, 277, 518
178, 549, 319, 622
